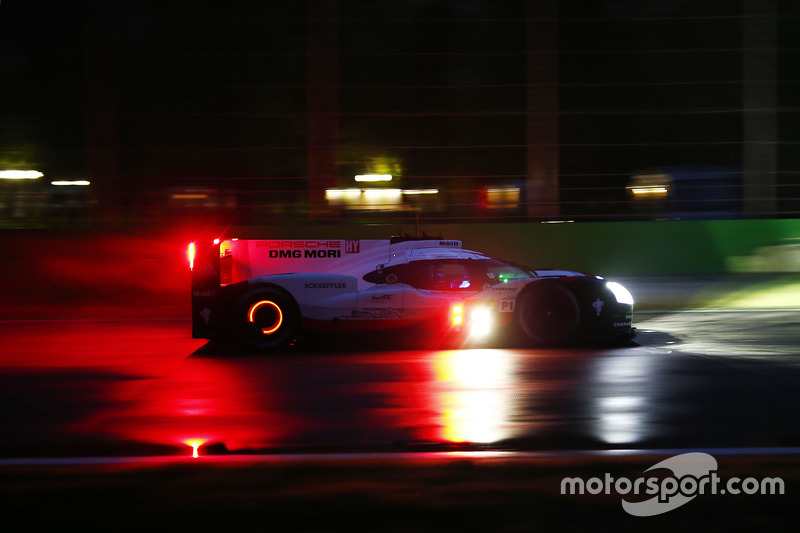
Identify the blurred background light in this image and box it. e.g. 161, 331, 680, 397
51, 180, 91, 186
354, 174, 392, 182
0, 170, 43, 180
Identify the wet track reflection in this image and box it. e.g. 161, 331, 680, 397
85, 348, 529, 452
1, 310, 800, 457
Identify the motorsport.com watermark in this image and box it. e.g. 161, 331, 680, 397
561, 453, 784, 517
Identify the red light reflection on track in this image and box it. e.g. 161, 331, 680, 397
88, 348, 522, 452
1, 316, 526, 454
90, 358, 296, 452
183, 438, 206, 458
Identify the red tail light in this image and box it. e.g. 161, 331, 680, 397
188, 242, 196, 270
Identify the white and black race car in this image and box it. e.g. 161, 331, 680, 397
189, 236, 634, 350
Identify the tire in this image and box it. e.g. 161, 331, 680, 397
515, 281, 580, 345
234, 286, 300, 350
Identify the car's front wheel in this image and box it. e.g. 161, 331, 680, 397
515, 281, 580, 345
234, 286, 300, 350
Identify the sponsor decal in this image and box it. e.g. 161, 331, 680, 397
371, 294, 392, 300
193, 289, 215, 297
439, 240, 459, 246
304, 282, 347, 289
491, 285, 516, 292
592, 298, 605, 316
353, 308, 403, 319
257, 240, 342, 249
499, 299, 515, 312
613, 314, 633, 327
269, 249, 342, 259
345, 240, 360, 253
200, 307, 212, 325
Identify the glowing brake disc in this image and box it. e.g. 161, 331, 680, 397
247, 300, 283, 335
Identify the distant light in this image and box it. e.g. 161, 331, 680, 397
628, 173, 671, 199
628, 186, 669, 198
325, 187, 402, 209
355, 174, 392, 182
402, 189, 439, 195
485, 187, 520, 210
171, 193, 208, 199
363, 188, 401, 201
51, 180, 91, 186
325, 188, 362, 202
0, 170, 43, 180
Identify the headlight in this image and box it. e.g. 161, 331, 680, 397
607, 281, 634, 305
469, 306, 493, 337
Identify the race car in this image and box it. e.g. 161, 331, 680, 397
189, 237, 634, 350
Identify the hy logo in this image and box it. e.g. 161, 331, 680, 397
345, 240, 360, 253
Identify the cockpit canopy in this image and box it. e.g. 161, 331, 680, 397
364, 257, 533, 292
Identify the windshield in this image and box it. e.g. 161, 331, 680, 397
482, 259, 533, 285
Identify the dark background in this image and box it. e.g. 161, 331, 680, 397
0, 0, 797, 227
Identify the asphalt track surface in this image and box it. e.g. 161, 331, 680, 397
1, 309, 799, 455
1, 305, 800, 531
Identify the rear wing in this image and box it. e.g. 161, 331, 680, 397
189, 240, 223, 339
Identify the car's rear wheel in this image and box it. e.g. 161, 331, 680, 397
515, 281, 580, 345
234, 286, 300, 350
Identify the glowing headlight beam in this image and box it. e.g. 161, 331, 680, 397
469, 307, 493, 338
607, 282, 634, 305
